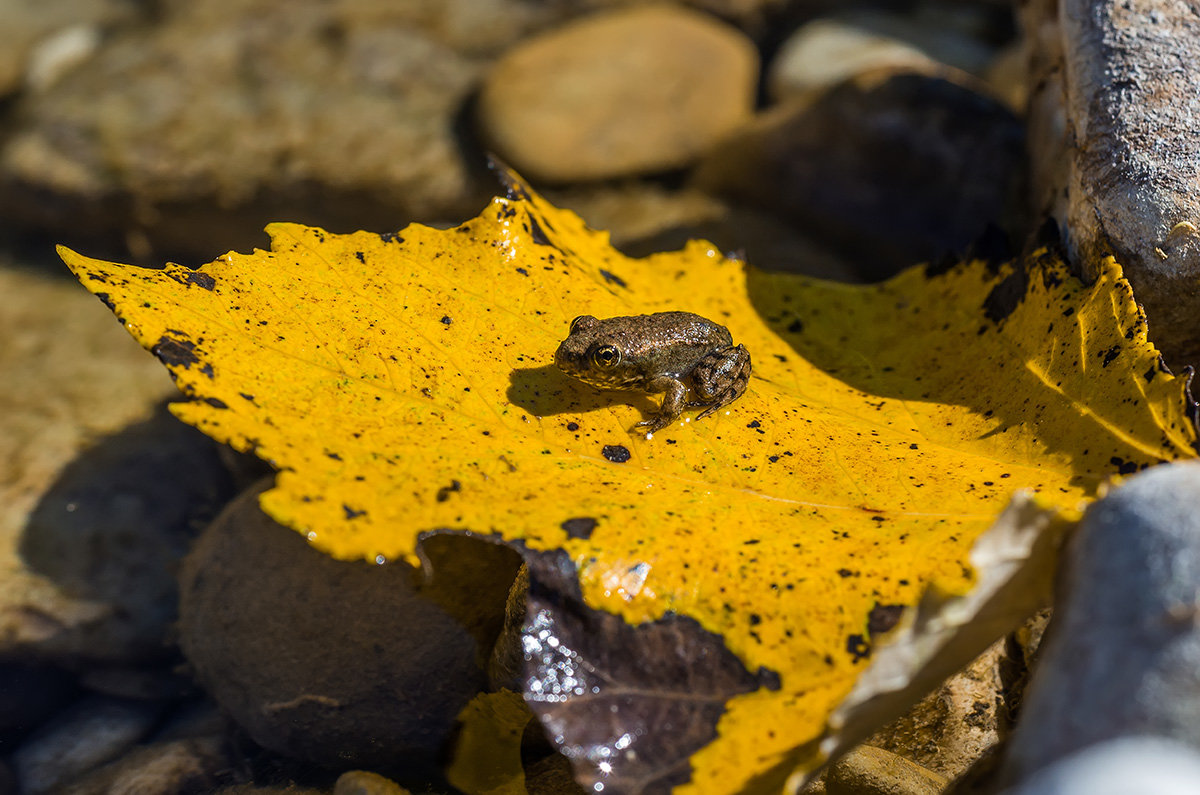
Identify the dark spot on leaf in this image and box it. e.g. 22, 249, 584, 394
749, 613, 761, 626
1101, 345, 1121, 366
747, 420, 761, 429
982, 262, 1029, 323
787, 318, 804, 334
599, 269, 627, 288
343, 504, 366, 519
202, 397, 228, 409
602, 444, 631, 463
846, 634, 870, 663
1110, 456, 1138, 475
436, 480, 462, 502
239, 392, 256, 404
837, 568, 853, 578
354, 251, 365, 263
566, 422, 579, 432
868, 603, 905, 637
515, 267, 529, 276
152, 333, 200, 369
440, 315, 452, 326
327, 452, 342, 461
561, 517, 598, 540
378, 231, 403, 243
199, 363, 215, 379
186, 271, 216, 290
527, 216, 551, 246
94, 292, 114, 310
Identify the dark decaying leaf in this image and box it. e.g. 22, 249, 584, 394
522, 550, 781, 795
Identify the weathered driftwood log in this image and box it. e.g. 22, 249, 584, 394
1023, 0, 1200, 368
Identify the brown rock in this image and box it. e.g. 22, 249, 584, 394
983, 39, 1030, 114
77, 665, 196, 702
178, 480, 522, 772
696, 69, 1025, 279
544, 182, 859, 281
478, 6, 758, 182
0, 261, 204, 663
16, 405, 234, 664
825, 745, 948, 795
0, 1, 492, 260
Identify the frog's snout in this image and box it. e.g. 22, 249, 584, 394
553, 340, 574, 372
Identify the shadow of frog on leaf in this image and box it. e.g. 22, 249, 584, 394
507, 364, 657, 421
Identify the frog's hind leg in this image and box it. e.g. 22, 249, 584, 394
692, 344, 751, 419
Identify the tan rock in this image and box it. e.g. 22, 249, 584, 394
57, 737, 226, 795
478, 5, 758, 182
826, 745, 948, 795
768, 19, 938, 102
867, 639, 1009, 781
333, 770, 411, 795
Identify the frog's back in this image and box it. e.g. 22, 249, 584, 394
638, 311, 732, 348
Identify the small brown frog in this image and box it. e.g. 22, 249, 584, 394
554, 311, 751, 432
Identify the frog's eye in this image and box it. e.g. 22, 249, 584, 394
591, 345, 621, 369
570, 315, 597, 334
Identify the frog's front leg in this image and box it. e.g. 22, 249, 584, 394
692, 344, 751, 419
636, 376, 688, 432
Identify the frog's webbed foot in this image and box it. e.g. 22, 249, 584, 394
635, 377, 688, 433
692, 344, 752, 419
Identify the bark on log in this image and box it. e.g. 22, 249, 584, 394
1023, 0, 1200, 368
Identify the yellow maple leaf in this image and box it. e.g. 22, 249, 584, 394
59, 171, 1197, 794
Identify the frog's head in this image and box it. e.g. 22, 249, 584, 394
554, 314, 640, 389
